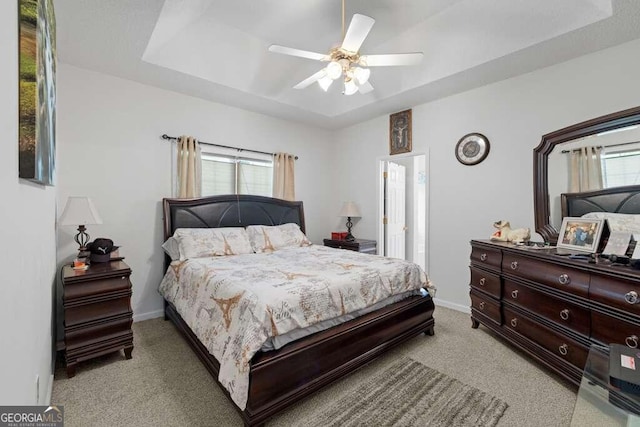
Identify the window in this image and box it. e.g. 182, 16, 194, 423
201, 152, 273, 197
601, 148, 640, 188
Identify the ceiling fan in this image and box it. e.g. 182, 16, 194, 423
268, 0, 423, 95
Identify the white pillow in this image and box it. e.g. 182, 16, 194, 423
581, 212, 640, 235
173, 227, 254, 259
246, 223, 311, 253
161, 236, 180, 261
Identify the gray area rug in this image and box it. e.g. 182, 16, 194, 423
306, 357, 508, 427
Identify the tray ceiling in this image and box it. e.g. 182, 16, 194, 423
55, 0, 640, 128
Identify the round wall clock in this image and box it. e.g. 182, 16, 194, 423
455, 133, 490, 165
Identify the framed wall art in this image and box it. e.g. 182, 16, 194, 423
19, 0, 56, 185
389, 109, 412, 155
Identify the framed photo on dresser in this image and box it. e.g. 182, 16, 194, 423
557, 217, 606, 253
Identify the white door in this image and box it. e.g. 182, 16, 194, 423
385, 161, 406, 259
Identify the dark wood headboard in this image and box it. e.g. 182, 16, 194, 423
162, 194, 306, 240
561, 185, 640, 217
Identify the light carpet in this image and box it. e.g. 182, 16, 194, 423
51, 307, 577, 426
305, 356, 508, 427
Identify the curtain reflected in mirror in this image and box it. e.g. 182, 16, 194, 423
547, 125, 640, 230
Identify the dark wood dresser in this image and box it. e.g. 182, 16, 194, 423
62, 260, 134, 377
323, 238, 377, 254
469, 240, 640, 385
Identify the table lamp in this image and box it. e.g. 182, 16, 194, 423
59, 196, 103, 254
339, 201, 361, 242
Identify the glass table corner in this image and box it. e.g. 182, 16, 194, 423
572, 345, 640, 427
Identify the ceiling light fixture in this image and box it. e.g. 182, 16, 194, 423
268, 0, 423, 95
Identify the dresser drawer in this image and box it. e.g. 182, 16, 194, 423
504, 307, 589, 368
470, 245, 502, 271
469, 267, 501, 298
65, 297, 132, 327
590, 274, 640, 317
503, 279, 590, 337
470, 289, 501, 325
591, 311, 640, 349
502, 253, 589, 297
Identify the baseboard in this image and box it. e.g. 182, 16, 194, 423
133, 309, 164, 322
45, 373, 53, 405
433, 298, 470, 314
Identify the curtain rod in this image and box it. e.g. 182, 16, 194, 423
561, 140, 640, 154
161, 134, 298, 160
162, 133, 298, 160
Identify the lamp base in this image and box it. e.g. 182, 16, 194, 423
345, 217, 355, 241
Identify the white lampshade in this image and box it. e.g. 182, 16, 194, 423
326, 61, 342, 80
317, 75, 333, 92
339, 201, 361, 218
59, 197, 103, 226
343, 79, 358, 96
353, 67, 370, 85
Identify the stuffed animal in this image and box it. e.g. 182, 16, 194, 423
490, 220, 531, 243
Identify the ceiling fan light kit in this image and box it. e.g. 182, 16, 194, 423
268, 0, 423, 95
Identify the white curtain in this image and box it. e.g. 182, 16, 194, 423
273, 152, 295, 201
177, 135, 202, 198
569, 146, 603, 192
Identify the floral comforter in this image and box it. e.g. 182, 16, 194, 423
158, 245, 435, 409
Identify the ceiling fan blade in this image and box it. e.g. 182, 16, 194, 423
341, 14, 375, 53
359, 53, 424, 67
358, 81, 374, 94
293, 69, 327, 89
269, 45, 329, 61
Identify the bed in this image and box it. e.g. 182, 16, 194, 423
561, 184, 640, 218
161, 194, 436, 426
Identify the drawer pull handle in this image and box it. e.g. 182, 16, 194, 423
625, 291, 639, 304
558, 274, 570, 285
479, 301, 485, 310
560, 309, 570, 321
511, 290, 519, 299
626, 335, 639, 349
510, 261, 518, 270
559, 344, 568, 356
479, 277, 486, 286
480, 253, 487, 261
121, 276, 126, 280
510, 318, 518, 328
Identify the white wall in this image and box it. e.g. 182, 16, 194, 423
333, 38, 640, 310
0, 1, 57, 405
56, 64, 335, 322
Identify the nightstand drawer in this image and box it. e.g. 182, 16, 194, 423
64, 276, 131, 301
65, 296, 131, 327
323, 239, 376, 254
469, 267, 501, 298
65, 315, 132, 348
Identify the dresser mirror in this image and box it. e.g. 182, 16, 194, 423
534, 106, 640, 244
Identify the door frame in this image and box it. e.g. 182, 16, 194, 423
376, 151, 429, 272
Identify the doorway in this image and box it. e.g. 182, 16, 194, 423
377, 153, 428, 272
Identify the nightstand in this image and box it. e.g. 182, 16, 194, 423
62, 260, 134, 377
323, 238, 377, 254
